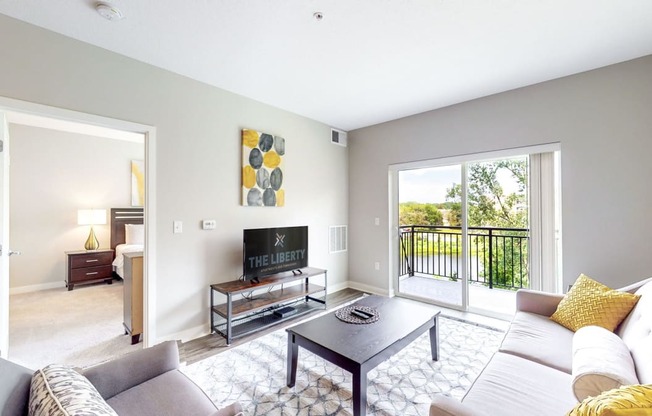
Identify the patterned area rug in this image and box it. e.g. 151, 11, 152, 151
182, 316, 505, 415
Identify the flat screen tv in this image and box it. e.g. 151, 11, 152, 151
243, 226, 308, 282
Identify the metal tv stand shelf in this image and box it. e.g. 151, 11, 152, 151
210, 267, 327, 345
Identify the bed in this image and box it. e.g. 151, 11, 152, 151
110, 207, 144, 278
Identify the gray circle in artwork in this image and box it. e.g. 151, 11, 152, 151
249, 148, 263, 169
247, 188, 263, 206
274, 136, 285, 156
256, 168, 270, 189
270, 168, 283, 191
259, 134, 274, 152
263, 188, 276, 206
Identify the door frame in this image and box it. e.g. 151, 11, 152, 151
0, 96, 157, 352
388, 142, 560, 313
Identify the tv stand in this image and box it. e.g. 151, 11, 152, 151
210, 267, 327, 345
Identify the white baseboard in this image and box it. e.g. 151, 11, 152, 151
158, 324, 208, 345
10, 281, 65, 295
327, 281, 349, 293
345, 280, 389, 296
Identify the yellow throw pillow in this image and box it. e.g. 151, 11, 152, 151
567, 384, 652, 416
551, 274, 640, 332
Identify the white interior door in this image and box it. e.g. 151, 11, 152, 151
0, 112, 10, 358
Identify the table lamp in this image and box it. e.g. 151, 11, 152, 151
78, 209, 107, 251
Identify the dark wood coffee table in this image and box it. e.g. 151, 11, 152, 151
286, 295, 440, 416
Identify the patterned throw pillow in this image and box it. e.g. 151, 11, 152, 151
551, 274, 640, 332
28, 364, 118, 416
567, 384, 652, 416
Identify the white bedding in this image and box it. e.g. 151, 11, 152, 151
113, 243, 144, 277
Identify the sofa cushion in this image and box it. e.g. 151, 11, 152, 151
28, 364, 118, 416
461, 352, 577, 416
106, 369, 218, 416
83, 340, 180, 400
550, 274, 640, 332
567, 384, 652, 416
617, 281, 652, 384
572, 326, 639, 401
499, 311, 574, 373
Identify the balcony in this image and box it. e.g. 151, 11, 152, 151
398, 225, 529, 315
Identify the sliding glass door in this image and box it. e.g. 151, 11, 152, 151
398, 164, 465, 308
393, 146, 560, 317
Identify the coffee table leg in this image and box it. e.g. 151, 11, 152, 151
287, 333, 298, 387
429, 314, 440, 361
352, 369, 367, 416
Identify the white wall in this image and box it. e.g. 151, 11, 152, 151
349, 55, 652, 293
8, 124, 143, 291
0, 15, 349, 341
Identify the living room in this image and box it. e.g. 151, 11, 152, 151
1, 2, 652, 415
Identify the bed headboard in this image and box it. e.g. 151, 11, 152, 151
110, 208, 144, 251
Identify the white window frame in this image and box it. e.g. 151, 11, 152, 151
388, 142, 561, 311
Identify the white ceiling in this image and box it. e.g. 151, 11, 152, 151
1, 1, 652, 131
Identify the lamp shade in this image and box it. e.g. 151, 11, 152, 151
77, 209, 107, 226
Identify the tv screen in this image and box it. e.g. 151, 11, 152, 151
243, 226, 308, 281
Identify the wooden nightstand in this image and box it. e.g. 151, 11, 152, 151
65, 249, 114, 291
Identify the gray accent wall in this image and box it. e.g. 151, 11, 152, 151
0, 15, 349, 341
348, 55, 652, 293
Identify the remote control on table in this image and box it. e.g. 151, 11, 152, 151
350, 308, 374, 319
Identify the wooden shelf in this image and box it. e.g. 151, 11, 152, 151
212, 283, 324, 318
211, 267, 327, 295
213, 301, 324, 340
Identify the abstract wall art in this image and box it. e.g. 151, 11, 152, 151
131, 160, 145, 207
242, 129, 285, 207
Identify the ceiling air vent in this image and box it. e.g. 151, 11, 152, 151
331, 128, 347, 147
329, 225, 348, 253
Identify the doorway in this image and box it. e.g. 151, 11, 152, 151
0, 97, 157, 360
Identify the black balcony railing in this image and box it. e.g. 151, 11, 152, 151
399, 225, 530, 290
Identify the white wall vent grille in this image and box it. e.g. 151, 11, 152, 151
331, 128, 347, 147
329, 225, 348, 253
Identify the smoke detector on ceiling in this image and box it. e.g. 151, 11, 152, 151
95, 2, 124, 21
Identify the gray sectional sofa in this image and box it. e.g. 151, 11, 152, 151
0, 341, 242, 416
430, 277, 652, 416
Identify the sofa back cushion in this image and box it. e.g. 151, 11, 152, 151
617, 281, 652, 384
0, 358, 32, 416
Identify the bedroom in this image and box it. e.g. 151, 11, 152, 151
6, 116, 145, 368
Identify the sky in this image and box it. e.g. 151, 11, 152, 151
399, 162, 523, 204
399, 165, 461, 204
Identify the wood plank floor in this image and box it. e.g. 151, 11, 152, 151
179, 288, 364, 365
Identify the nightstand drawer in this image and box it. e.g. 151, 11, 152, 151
70, 265, 113, 282
70, 252, 113, 269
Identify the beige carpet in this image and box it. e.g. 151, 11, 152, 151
9, 281, 142, 370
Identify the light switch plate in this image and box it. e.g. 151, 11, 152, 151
173, 221, 183, 234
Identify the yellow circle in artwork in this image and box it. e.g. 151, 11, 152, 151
242, 130, 259, 148
242, 165, 255, 189
276, 189, 285, 207
263, 151, 281, 168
